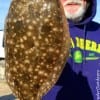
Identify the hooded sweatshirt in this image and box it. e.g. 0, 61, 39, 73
43, 0, 100, 100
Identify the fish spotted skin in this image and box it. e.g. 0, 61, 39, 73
4, 0, 70, 100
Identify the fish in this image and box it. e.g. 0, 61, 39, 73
4, 0, 70, 100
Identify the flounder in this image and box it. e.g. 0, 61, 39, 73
4, 0, 70, 100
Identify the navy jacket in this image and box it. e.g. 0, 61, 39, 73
43, 0, 100, 100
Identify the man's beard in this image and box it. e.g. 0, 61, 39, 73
63, 0, 89, 22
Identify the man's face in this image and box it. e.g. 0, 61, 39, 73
60, 0, 89, 22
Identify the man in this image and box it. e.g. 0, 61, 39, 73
43, 0, 100, 100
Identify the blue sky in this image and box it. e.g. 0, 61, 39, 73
93, 0, 100, 22
0, 0, 11, 30
0, 0, 100, 30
